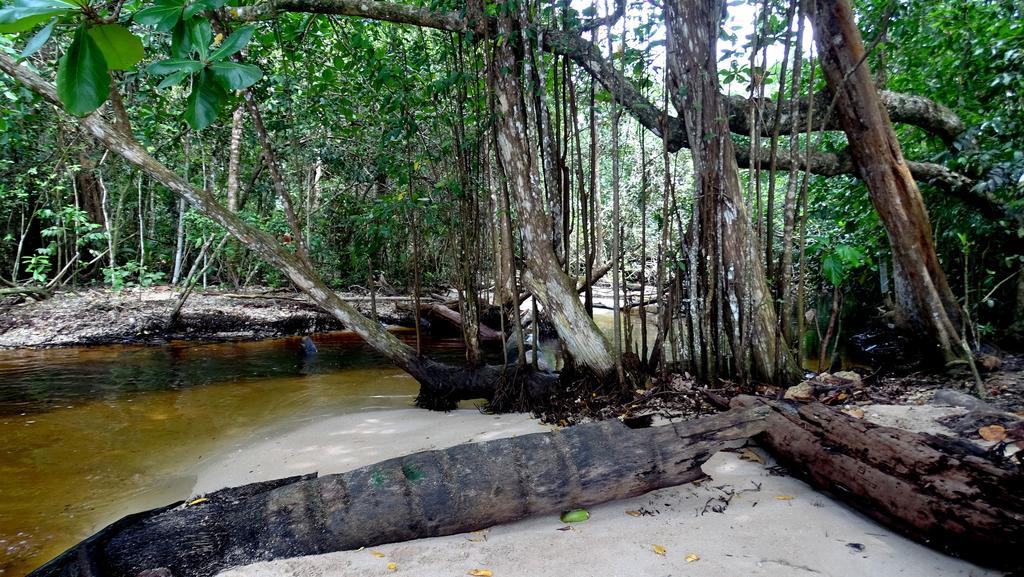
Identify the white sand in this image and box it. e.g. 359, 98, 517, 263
198, 408, 999, 577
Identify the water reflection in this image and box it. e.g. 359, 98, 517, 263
0, 330, 464, 576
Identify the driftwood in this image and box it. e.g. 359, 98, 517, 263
732, 395, 1024, 571
418, 302, 504, 341
30, 406, 769, 577
0, 286, 51, 300
222, 293, 417, 303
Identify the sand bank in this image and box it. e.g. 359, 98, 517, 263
192, 408, 997, 577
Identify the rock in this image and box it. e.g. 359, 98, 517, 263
784, 381, 816, 401
831, 370, 862, 385
137, 569, 173, 577
930, 389, 989, 411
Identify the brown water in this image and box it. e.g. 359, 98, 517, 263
0, 310, 648, 576
0, 330, 471, 577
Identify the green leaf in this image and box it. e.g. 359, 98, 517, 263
20, 16, 55, 57
835, 244, 865, 267
0, 0, 75, 33
182, 0, 223, 19
134, 3, 182, 32
147, 57, 203, 75
208, 61, 260, 90
156, 69, 190, 89
170, 18, 192, 57
187, 17, 212, 61
87, 24, 144, 70
56, 25, 110, 116
208, 25, 253, 62
184, 70, 225, 129
822, 254, 844, 287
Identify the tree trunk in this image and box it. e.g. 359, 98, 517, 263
664, 0, 796, 383
29, 406, 771, 577
489, 7, 616, 377
731, 396, 1024, 571
807, 0, 965, 362
226, 106, 245, 213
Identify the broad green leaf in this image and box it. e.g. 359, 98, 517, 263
147, 57, 203, 75
184, 70, 225, 129
134, 4, 182, 32
13, 0, 76, 8
208, 25, 252, 62
822, 254, 844, 287
170, 19, 192, 57
182, 0, 223, 20
0, 0, 75, 33
19, 16, 55, 57
87, 24, 144, 70
56, 25, 110, 116
835, 244, 865, 267
155, 70, 189, 89
187, 17, 212, 61
208, 60, 260, 90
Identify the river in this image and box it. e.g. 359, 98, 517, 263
0, 329, 480, 576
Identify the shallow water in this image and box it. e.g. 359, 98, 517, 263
0, 309, 650, 576
0, 330, 471, 576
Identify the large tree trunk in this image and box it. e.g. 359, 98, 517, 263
731, 396, 1024, 571
29, 406, 771, 577
490, 7, 616, 377
664, 0, 796, 382
807, 0, 965, 362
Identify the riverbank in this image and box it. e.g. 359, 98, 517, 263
0, 286, 414, 349
200, 406, 997, 577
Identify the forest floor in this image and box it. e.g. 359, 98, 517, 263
0, 286, 416, 348
539, 352, 1024, 439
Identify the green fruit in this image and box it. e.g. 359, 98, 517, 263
560, 508, 590, 523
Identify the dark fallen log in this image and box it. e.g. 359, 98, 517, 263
731, 395, 1024, 572
30, 406, 769, 577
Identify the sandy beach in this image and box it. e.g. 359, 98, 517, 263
186, 406, 1002, 577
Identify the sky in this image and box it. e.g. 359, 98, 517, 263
569, 0, 816, 96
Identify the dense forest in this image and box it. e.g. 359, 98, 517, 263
1, 0, 1023, 406
2, 0, 1024, 574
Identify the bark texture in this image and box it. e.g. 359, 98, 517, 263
732, 396, 1024, 572
664, 0, 795, 382
808, 0, 965, 360
489, 7, 616, 376
30, 406, 770, 577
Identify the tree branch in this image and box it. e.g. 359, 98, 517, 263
228, 0, 965, 144
213, 0, 1009, 222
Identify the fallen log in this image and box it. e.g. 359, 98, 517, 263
30, 405, 770, 577
731, 395, 1024, 572
0, 286, 51, 300
418, 302, 504, 341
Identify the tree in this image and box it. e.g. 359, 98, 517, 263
663, 0, 795, 381
806, 0, 967, 363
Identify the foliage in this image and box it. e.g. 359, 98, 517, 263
0, 0, 1021, 346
